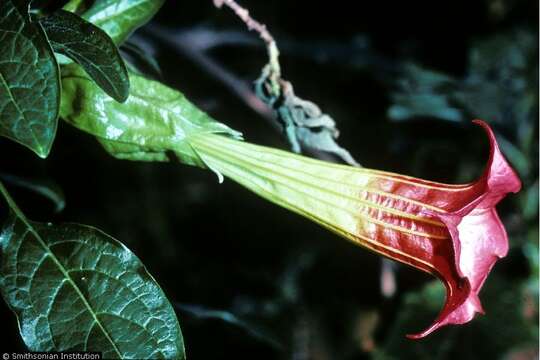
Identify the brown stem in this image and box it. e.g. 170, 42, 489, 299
212, 0, 281, 93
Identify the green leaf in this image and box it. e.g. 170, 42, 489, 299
0, 0, 60, 158
60, 64, 242, 170
0, 183, 185, 359
81, 0, 166, 45
40, 10, 130, 102
62, 0, 93, 14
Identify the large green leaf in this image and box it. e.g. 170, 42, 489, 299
0, 0, 60, 158
80, 0, 166, 45
60, 64, 242, 169
40, 10, 130, 102
0, 183, 185, 359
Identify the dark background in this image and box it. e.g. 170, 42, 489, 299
0, 1, 538, 359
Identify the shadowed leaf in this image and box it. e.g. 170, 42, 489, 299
0, 183, 185, 359
0, 0, 60, 157
41, 10, 130, 102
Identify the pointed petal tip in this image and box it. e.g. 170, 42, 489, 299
407, 298, 485, 340
477, 307, 486, 316
406, 279, 489, 339
472, 119, 522, 194
406, 323, 442, 340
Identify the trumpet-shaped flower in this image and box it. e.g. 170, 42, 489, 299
190, 120, 521, 338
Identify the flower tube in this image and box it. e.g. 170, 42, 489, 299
190, 120, 521, 338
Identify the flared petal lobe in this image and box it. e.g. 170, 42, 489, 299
406, 119, 521, 338
190, 119, 521, 339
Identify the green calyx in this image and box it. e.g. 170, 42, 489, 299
60, 64, 242, 167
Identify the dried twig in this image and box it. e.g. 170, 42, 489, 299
212, 0, 360, 166
213, 0, 281, 94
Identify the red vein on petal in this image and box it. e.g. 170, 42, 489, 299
195, 140, 449, 237
190, 119, 521, 340
199, 134, 476, 190
198, 148, 447, 274
197, 135, 460, 213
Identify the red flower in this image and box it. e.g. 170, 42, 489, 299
404, 120, 522, 338
191, 119, 521, 338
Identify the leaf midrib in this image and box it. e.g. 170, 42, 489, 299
5, 198, 124, 358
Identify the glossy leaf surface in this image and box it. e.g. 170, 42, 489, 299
0, 183, 185, 359
62, 0, 92, 14
60, 64, 242, 168
81, 0, 166, 44
0, 0, 60, 157
41, 10, 129, 102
